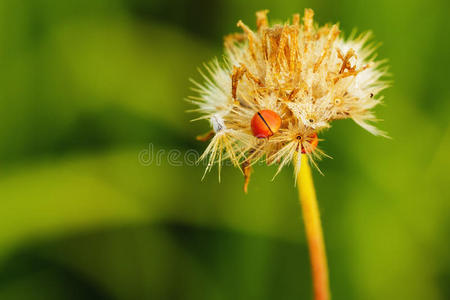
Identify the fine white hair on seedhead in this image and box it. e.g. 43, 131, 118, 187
189, 9, 389, 187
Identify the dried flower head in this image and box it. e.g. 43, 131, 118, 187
189, 9, 389, 191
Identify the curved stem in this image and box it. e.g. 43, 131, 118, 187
297, 154, 330, 300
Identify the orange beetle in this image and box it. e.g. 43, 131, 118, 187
301, 132, 319, 153
251, 110, 281, 138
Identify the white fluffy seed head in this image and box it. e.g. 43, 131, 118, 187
189, 9, 389, 181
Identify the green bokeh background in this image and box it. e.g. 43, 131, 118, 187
0, 0, 448, 299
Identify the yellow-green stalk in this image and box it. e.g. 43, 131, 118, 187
297, 154, 330, 300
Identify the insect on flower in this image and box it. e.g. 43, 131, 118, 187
300, 133, 319, 154
251, 110, 282, 138
189, 9, 389, 192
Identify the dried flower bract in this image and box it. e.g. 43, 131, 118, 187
189, 9, 388, 191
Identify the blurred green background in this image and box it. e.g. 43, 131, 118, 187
0, 0, 449, 299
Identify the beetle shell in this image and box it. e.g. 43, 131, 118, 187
301, 132, 319, 153
251, 110, 282, 138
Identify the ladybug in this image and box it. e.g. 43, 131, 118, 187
300, 132, 319, 153
251, 110, 282, 138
